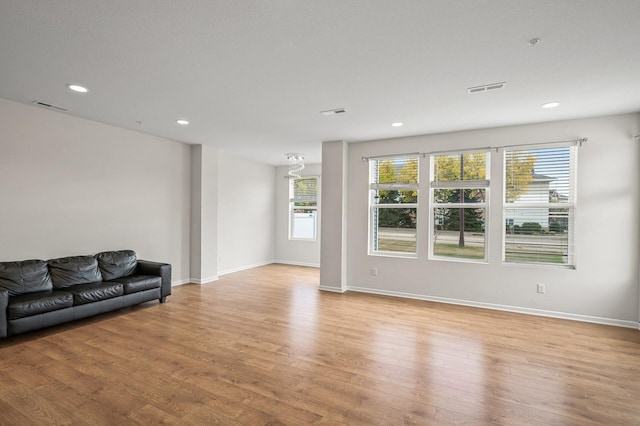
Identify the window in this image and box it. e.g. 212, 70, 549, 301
369, 156, 418, 255
289, 177, 318, 240
430, 151, 490, 261
503, 145, 577, 266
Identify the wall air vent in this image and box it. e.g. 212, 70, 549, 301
320, 108, 347, 116
467, 82, 506, 94
32, 100, 69, 112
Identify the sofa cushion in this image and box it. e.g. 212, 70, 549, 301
48, 256, 103, 288
111, 275, 161, 295
66, 282, 123, 305
8, 290, 73, 320
95, 250, 137, 281
0, 260, 53, 296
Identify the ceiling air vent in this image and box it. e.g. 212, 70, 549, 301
32, 100, 69, 112
467, 82, 506, 94
320, 108, 347, 116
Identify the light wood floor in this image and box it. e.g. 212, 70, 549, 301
1, 264, 639, 425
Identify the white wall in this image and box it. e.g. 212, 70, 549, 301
274, 163, 321, 267
320, 140, 349, 292
332, 113, 640, 326
217, 152, 276, 274
190, 145, 218, 283
0, 98, 191, 283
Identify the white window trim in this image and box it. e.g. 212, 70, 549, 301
289, 176, 319, 241
428, 151, 491, 263
369, 203, 420, 258
368, 157, 419, 257
501, 207, 576, 269
501, 144, 577, 268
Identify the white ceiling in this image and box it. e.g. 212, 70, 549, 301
1, 1, 639, 166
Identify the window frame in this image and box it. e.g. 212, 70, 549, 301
368, 156, 419, 258
289, 176, 319, 241
502, 143, 577, 268
428, 150, 491, 263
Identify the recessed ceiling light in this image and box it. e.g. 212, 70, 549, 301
542, 101, 560, 109
391, 122, 404, 127
67, 84, 89, 93
176, 119, 190, 125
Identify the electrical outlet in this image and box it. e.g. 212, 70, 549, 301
371, 267, 378, 276
537, 283, 545, 294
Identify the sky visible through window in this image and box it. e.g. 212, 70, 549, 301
529, 147, 570, 194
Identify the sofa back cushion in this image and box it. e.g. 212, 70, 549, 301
0, 260, 53, 296
48, 256, 102, 288
95, 250, 137, 281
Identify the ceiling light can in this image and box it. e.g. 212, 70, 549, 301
391, 122, 404, 127
176, 119, 190, 125
542, 101, 560, 109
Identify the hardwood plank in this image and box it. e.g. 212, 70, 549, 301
1, 263, 639, 425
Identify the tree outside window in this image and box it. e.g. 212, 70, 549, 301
430, 152, 489, 261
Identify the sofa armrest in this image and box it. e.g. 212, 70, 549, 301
0, 289, 8, 338
136, 260, 172, 302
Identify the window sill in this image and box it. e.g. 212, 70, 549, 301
369, 251, 417, 259
502, 261, 576, 270
429, 256, 488, 265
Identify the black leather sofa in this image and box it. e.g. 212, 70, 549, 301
0, 250, 171, 338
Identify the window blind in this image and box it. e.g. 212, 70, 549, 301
291, 178, 318, 201
503, 145, 577, 266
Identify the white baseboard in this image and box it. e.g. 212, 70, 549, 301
318, 285, 347, 293
174, 278, 220, 286
218, 260, 275, 276
273, 260, 320, 268
189, 276, 219, 284
347, 286, 640, 329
